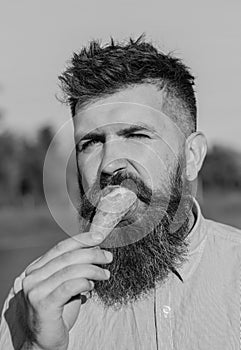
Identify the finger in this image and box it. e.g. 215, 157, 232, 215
25, 264, 110, 298
25, 247, 113, 285
27, 278, 94, 310
25, 231, 108, 275
47, 278, 95, 308
26, 188, 135, 275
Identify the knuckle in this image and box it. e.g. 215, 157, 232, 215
89, 247, 105, 261
25, 264, 37, 276
60, 251, 71, 264
54, 241, 64, 253
91, 265, 106, 278
77, 278, 89, 292
88, 247, 99, 260
25, 266, 32, 276
27, 288, 40, 304
60, 281, 72, 295
22, 275, 33, 292
22, 277, 29, 291
61, 264, 73, 276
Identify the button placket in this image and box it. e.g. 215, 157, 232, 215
155, 277, 174, 350
162, 305, 171, 319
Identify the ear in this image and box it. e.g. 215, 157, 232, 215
185, 132, 207, 181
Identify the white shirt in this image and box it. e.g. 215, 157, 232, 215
1, 200, 241, 349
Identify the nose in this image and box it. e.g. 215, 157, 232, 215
100, 138, 129, 177
101, 158, 128, 177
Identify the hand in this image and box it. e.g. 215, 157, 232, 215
22, 231, 113, 350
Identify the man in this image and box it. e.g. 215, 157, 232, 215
1, 35, 241, 350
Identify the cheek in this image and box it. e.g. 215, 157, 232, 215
137, 155, 162, 188
122, 141, 164, 186
77, 153, 100, 193
76, 140, 180, 192
140, 143, 179, 189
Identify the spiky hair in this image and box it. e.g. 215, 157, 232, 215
59, 35, 197, 135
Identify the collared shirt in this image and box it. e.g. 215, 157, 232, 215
1, 199, 241, 349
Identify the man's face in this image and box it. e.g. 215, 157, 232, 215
74, 84, 185, 194
74, 84, 193, 308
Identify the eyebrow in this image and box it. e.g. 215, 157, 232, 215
77, 123, 158, 143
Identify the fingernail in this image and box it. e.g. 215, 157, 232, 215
104, 251, 113, 261
89, 280, 95, 289
104, 269, 110, 278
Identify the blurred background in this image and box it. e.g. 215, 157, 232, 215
0, 0, 241, 309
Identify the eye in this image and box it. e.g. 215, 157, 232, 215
80, 139, 102, 151
128, 133, 151, 139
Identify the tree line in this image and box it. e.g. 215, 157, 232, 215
0, 126, 54, 207
0, 126, 240, 208
199, 145, 241, 190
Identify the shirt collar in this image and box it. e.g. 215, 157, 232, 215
175, 198, 208, 283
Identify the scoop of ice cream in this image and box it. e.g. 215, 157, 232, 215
89, 186, 137, 237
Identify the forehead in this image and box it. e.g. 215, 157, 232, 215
73, 85, 180, 138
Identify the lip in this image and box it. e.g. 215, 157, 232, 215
101, 185, 122, 198
99, 185, 138, 219
101, 184, 138, 199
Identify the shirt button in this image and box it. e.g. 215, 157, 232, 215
162, 305, 171, 318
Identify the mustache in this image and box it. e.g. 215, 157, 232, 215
99, 171, 152, 205
78, 163, 187, 229
98, 167, 187, 220
78, 171, 153, 228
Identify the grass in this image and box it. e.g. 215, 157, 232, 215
0, 205, 66, 250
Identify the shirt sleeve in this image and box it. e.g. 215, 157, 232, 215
0, 270, 28, 349
0, 257, 42, 349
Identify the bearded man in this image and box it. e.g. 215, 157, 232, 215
1, 36, 241, 350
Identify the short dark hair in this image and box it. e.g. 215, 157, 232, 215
59, 35, 197, 135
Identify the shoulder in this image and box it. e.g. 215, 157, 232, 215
203, 218, 241, 264
204, 218, 241, 244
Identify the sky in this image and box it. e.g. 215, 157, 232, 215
1, 0, 241, 151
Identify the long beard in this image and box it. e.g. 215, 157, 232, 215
77, 163, 193, 309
